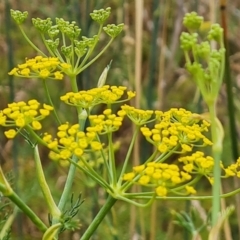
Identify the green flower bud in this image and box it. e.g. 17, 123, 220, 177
90, 7, 111, 24
65, 25, 81, 40
81, 35, 99, 48
10, 9, 28, 25
183, 12, 203, 32
203, 73, 211, 82
61, 46, 72, 57
180, 32, 198, 51
74, 39, 90, 57
207, 24, 223, 42
210, 49, 221, 61
103, 23, 124, 38
209, 58, 220, 73
45, 39, 59, 51
48, 26, 59, 39
56, 18, 70, 33
186, 62, 204, 77
197, 41, 210, 60
32, 18, 52, 33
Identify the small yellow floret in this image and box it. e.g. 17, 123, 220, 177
156, 186, 167, 197
185, 186, 197, 194
32, 121, 42, 130
4, 129, 17, 139
138, 175, 150, 185
122, 172, 135, 181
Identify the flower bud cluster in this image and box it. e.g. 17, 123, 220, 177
183, 12, 203, 32
10, 8, 124, 77
180, 12, 225, 103
10, 9, 28, 25
103, 24, 124, 38
90, 7, 111, 24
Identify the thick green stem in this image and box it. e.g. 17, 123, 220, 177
0, 206, 18, 238
0, 168, 47, 232
56, 75, 86, 213
34, 146, 61, 219
8, 192, 48, 232
57, 115, 86, 213
80, 195, 117, 240
208, 102, 223, 226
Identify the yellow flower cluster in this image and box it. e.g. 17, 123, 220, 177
88, 109, 125, 134
179, 153, 240, 183
8, 56, 71, 80
43, 123, 102, 163
0, 100, 53, 138
178, 151, 214, 176
123, 162, 194, 197
120, 105, 154, 125
141, 108, 212, 153
60, 85, 136, 109
223, 158, 240, 178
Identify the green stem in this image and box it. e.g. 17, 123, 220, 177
69, 74, 79, 93
0, 206, 18, 239
18, 25, 46, 56
208, 101, 223, 226
56, 97, 86, 216
118, 126, 139, 185
76, 38, 114, 75
0, 183, 47, 232
108, 132, 117, 185
42, 80, 61, 125
68, 157, 112, 192
25, 126, 48, 147
125, 186, 240, 200
52, 75, 84, 229
57, 118, 86, 212
78, 24, 103, 69
33, 145, 61, 219
80, 195, 117, 240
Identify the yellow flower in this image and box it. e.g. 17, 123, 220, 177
0, 100, 53, 138
32, 121, 42, 130
133, 165, 145, 173
8, 56, 69, 80
4, 129, 17, 139
121, 105, 153, 125
156, 186, 167, 197
185, 186, 196, 194
138, 175, 150, 185
122, 172, 135, 181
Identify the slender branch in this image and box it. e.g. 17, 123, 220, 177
42, 80, 61, 125
80, 195, 117, 240
18, 25, 46, 56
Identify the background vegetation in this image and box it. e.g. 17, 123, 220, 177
1, 0, 240, 239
